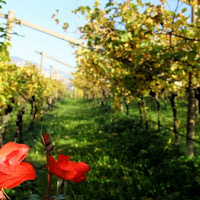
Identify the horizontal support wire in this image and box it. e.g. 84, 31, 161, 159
148, 119, 200, 145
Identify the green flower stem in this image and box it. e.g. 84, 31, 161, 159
45, 171, 51, 200
54, 183, 63, 200
45, 153, 52, 200
1, 188, 10, 200
69, 183, 78, 200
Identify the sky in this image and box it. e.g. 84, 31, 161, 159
0, 0, 96, 78
0, 0, 192, 78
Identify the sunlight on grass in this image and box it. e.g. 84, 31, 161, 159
4, 97, 200, 199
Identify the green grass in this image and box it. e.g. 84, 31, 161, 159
129, 97, 200, 154
3, 97, 200, 200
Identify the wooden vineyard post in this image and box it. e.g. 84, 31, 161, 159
5, 10, 14, 51
185, 0, 199, 156
75, 88, 77, 98
192, 1, 198, 23
40, 52, 44, 74
50, 65, 54, 79
54, 70, 57, 80
35, 50, 75, 70
186, 72, 196, 156
0, 10, 87, 47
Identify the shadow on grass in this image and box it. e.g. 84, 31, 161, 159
5, 98, 200, 200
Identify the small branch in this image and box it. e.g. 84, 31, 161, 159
155, 31, 200, 42
166, 0, 172, 11
172, 33, 200, 41
170, 0, 180, 47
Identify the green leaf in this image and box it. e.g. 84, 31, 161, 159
75, 6, 91, 14
0, 0, 6, 4
57, 178, 64, 193
197, 63, 200, 68
87, 40, 92, 47
136, 0, 143, 6
51, 195, 67, 200
196, 8, 200, 17
29, 194, 40, 200
63, 22, 69, 31
106, 2, 114, 7
174, 20, 181, 31
63, 180, 68, 195
0, 94, 6, 104
2, 188, 10, 200
121, 32, 129, 42
181, 8, 187, 13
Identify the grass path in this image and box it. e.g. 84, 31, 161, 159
24, 97, 136, 200
7, 97, 200, 200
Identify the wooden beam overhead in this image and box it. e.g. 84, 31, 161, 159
0, 11, 87, 48
35, 51, 76, 69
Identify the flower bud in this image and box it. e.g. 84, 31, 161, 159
41, 132, 53, 154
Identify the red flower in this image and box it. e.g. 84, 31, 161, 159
0, 189, 6, 199
0, 142, 36, 198
41, 132, 53, 153
46, 154, 90, 183
43, 132, 51, 145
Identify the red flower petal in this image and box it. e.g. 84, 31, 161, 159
0, 143, 29, 174
70, 162, 90, 182
0, 162, 36, 189
57, 154, 70, 170
46, 155, 90, 182
0, 189, 6, 199
44, 133, 51, 145
71, 175, 87, 183
73, 162, 90, 175
47, 156, 76, 180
